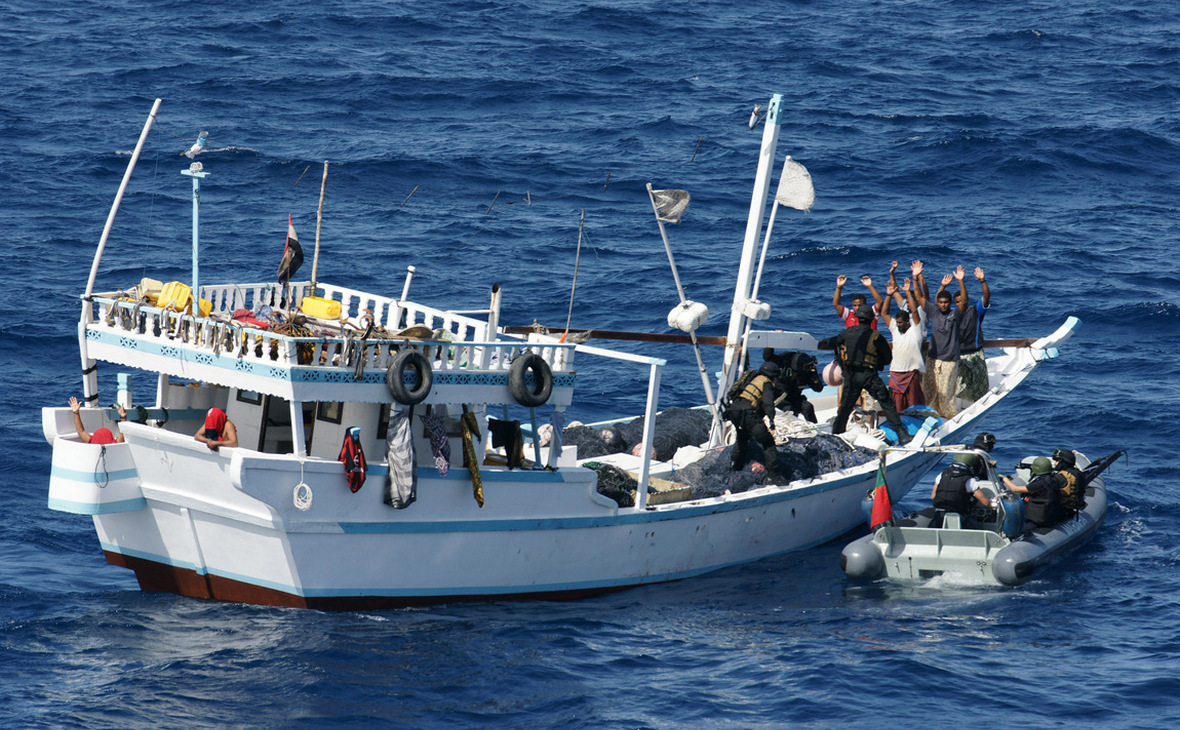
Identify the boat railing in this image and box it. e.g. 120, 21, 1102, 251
88, 292, 573, 377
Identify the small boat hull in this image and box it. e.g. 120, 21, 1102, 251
842, 452, 1110, 586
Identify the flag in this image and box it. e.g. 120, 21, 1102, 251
870, 459, 894, 530
650, 188, 691, 224
277, 214, 304, 285
774, 156, 815, 212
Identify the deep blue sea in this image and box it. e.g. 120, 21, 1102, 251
4, 1, 1179, 727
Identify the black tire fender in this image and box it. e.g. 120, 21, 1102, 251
508, 352, 553, 408
386, 349, 433, 405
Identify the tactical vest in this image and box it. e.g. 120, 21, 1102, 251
838, 327, 887, 371
739, 374, 772, 407
1056, 467, 1086, 513
1024, 474, 1062, 526
932, 463, 974, 513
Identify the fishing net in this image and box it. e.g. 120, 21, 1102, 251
562, 407, 711, 463
583, 462, 638, 507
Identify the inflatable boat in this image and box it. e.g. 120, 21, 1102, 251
841, 448, 1125, 586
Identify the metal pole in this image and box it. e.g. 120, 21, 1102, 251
80, 99, 162, 403
312, 161, 328, 292
182, 163, 208, 309
84, 98, 162, 299
635, 358, 664, 510
712, 93, 782, 446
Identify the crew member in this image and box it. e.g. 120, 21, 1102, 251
821, 304, 912, 445
912, 261, 969, 418
1052, 448, 1087, 519
931, 453, 992, 521
832, 274, 884, 329
69, 396, 126, 444
762, 349, 823, 423
195, 407, 239, 451
1003, 456, 1062, 529
881, 278, 925, 413
729, 360, 783, 480
971, 432, 997, 479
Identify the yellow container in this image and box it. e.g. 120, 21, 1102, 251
156, 281, 212, 317
301, 295, 342, 320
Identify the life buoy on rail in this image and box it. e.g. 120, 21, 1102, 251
508, 352, 553, 408
385, 349, 433, 405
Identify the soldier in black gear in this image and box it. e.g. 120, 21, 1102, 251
762, 348, 824, 423
820, 305, 912, 445
1003, 456, 1062, 528
729, 360, 783, 479
970, 432, 997, 479
930, 453, 992, 519
1052, 448, 1087, 518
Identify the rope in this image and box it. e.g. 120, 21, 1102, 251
563, 209, 585, 339
95, 445, 109, 489
293, 460, 313, 511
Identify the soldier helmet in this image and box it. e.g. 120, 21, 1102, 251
1052, 449, 1076, 468
1030, 456, 1053, 476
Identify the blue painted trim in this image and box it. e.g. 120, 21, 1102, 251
50, 496, 146, 514
51, 465, 140, 483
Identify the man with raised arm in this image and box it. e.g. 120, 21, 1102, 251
955, 266, 992, 403
833, 274, 884, 330
913, 261, 968, 419
881, 278, 926, 413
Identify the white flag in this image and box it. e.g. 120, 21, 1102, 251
775, 157, 815, 212
650, 188, 691, 224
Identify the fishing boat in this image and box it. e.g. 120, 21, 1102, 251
840, 448, 1124, 585
43, 96, 1079, 608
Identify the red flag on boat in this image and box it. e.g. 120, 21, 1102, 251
277, 214, 304, 285
870, 459, 893, 530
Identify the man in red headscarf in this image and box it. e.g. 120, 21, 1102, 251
69, 397, 125, 444
195, 407, 239, 451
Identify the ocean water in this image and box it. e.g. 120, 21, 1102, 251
4, 1, 1180, 727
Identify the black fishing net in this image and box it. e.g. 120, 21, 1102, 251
569, 409, 877, 506
583, 462, 638, 508
563, 407, 712, 463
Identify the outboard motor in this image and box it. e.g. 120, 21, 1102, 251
861, 487, 875, 528
1000, 492, 1026, 538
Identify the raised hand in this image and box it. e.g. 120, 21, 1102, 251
974, 266, 986, 281
861, 275, 873, 287
954, 265, 966, 281
941, 273, 954, 287
836, 275, 847, 287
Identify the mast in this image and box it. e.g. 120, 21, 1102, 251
710, 93, 782, 442
80, 98, 162, 403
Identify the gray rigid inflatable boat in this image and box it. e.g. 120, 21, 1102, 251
841, 449, 1123, 586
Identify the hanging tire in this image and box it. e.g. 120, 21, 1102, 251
508, 352, 553, 408
386, 349, 433, 405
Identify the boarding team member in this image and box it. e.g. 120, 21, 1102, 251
931, 453, 993, 521
821, 304, 912, 446
762, 348, 824, 423
729, 361, 783, 480
1002, 457, 1062, 529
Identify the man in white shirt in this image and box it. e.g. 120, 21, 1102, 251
881, 278, 926, 413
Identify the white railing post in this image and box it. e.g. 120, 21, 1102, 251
635, 358, 664, 510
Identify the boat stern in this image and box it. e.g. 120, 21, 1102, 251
47, 436, 145, 515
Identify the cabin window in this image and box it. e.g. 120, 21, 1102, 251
317, 401, 343, 424
236, 390, 263, 406
258, 396, 317, 454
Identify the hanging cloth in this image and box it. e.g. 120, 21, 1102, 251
460, 409, 484, 507
338, 427, 367, 493
421, 412, 451, 476
547, 409, 565, 469
488, 418, 525, 469
384, 408, 416, 508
